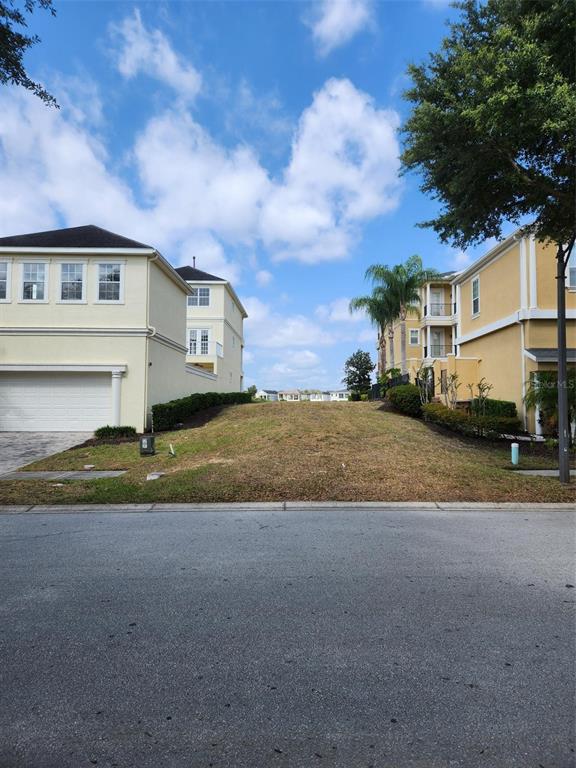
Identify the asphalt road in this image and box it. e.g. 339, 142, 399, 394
0, 506, 574, 768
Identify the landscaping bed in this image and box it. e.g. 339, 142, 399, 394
0, 402, 573, 505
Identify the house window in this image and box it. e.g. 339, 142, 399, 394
97, 263, 122, 302
471, 276, 480, 315
22, 262, 46, 301
568, 250, 576, 288
187, 287, 210, 306
60, 263, 84, 301
409, 329, 419, 346
189, 328, 209, 355
0, 262, 9, 301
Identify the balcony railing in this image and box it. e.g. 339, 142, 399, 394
424, 302, 454, 317
424, 344, 453, 358
188, 341, 224, 358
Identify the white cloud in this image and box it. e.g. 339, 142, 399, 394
315, 296, 364, 323
448, 248, 472, 271
255, 269, 273, 287
261, 78, 401, 263
111, 10, 202, 101
243, 297, 335, 349
0, 20, 402, 277
306, 0, 373, 56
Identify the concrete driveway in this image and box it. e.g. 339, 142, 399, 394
0, 505, 573, 767
0, 432, 91, 476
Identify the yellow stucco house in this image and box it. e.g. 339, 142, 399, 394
389, 231, 576, 432
175, 265, 246, 392
0, 225, 246, 432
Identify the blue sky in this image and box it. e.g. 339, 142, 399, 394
0, 0, 493, 389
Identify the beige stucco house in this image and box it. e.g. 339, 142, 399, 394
388, 231, 576, 432
0, 225, 221, 432
176, 265, 246, 392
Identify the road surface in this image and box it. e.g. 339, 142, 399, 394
0, 505, 574, 767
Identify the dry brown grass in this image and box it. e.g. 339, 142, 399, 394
0, 402, 574, 505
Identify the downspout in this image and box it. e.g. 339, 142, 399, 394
143, 251, 159, 431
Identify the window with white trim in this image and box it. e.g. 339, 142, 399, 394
188, 328, 209, 355
471, 276, 480, 315
22, 262, 46, 301
409, 328, 419, 345
97, 263, 122, 302
187, 287, 210, 306
0, 262, 9, 300
568, 250, 576, 288
60, 263, 84, 301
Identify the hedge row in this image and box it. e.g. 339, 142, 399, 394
152, 391, 252, 431
94, 425, 138, 439
423, 403, 521, 438
386, 384, 422, 417
470, 397, 517, 418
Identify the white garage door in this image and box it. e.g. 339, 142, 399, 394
0, 372, 112, 431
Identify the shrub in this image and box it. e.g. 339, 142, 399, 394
151, 391, 252, 431
349, 391, 361, 401
94, 425, 138, 440
423, 403, 521, 437
470, 397, 517, 418
360, 393, 369, 401
387, 384, 422, 417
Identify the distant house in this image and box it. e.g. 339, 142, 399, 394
308, 391, 330, 401
278, 389, 301, 402
329, 389, 351, 401
256, 389, 278, 401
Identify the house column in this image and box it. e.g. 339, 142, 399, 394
426, 284, 431, 315
426, 326, 431, 357
111, 370, 124, 426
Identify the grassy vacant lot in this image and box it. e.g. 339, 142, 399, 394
0, 402, 574, 504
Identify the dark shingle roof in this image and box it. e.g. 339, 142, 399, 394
0, 225, 152, 249
175, 266, 225, 282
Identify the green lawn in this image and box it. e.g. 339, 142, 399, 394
0, 402, 574, 505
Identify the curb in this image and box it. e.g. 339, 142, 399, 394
0, 501, 574, 514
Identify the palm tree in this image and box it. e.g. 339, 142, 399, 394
366, 255, 439, 376
349, 287, 396, 377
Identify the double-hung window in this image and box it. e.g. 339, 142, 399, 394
409, 329, 419, 346
189, 329, 210, 355
0, 262, 9, 301
60, 263, 85, 301
22, 262, 47, 301
568, 250, 576, 288
188, 287, 210, 307
471, 276, 480, 315
97, 263, 122, 302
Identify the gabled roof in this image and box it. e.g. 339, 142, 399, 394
0, 224, 152, 250
175, 266, 225, 282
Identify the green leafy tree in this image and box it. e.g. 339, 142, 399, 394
366, 255, 439, 375
342, 350, 375, 395
1, 0, 58, 106
349, 286, 396, 376
401, 0, 575, 480
246, 384, 257, 399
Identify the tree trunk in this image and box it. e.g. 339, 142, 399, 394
399, 305, 408, 376
557, 244, 570, 483
380, 326, 387, 373
400, 321, 407, 375
388, 327, 395, 370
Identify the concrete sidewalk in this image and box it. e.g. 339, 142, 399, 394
0, 500, 574, 514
